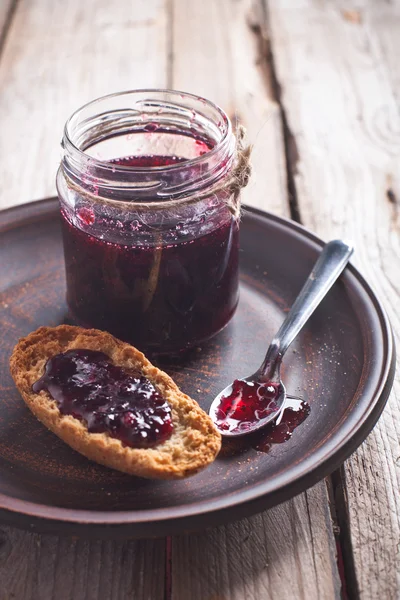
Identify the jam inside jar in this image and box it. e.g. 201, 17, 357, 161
57, 90, 241, 354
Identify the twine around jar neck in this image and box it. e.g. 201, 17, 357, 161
195, 124, 252, 219
63, 125, 252, 219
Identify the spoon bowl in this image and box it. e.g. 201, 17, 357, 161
210, 239, 354, 437
209, 378, 286, 437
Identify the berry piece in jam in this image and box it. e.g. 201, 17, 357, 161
32, 349, 173, 448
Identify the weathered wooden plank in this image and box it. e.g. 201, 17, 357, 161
0, 0, 168, 209
170, 2, 340, 599
171, 0, 288, 217
367, 0, 400, 107
0, 0, 14, 42
172, 484, 339, 600
266, 1, 400, 598
0, 527, 165, 600
0, 1, 167, 598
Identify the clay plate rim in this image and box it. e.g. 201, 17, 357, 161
0, 198, 395, 538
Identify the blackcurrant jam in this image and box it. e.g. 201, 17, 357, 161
220, 396, 310, 456
61, 154, 239, 354
57, 91, 243, 354
215, 379, 282, 434
252, 397, 310, 452
32, 349, 173, 447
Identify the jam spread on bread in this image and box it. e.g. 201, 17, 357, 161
32, 349, 173, 447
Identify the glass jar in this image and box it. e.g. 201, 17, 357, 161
57, 90, 240, 354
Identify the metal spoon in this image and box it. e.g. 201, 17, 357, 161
209, 239, 354, 437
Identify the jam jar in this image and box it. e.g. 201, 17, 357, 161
57, 90, 242, 354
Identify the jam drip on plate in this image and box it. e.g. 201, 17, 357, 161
32, 349, 173, 448
219, 393, 311, 456
215, 378, 310, 452
253, 396, 310, 452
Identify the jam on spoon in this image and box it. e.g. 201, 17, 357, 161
215, 379, 281, 434
210, 240, 354, 436
32, 349, 173, 448
220, 396, 310, 457
215, 380, 309, 439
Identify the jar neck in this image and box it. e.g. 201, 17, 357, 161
61, 90, 236, 203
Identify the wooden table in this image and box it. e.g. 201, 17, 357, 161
0, 1, 399, 598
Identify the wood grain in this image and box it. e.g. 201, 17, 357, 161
170, 1, 340, 599
266, 0, 400, 597
171, 0, 288, 217
0, 1, 167, 598
0, 0, 14, 45
0, 528, 165, 600
0, 0, 168, 210
366, 0, 400, 108
172, 485, 339, 600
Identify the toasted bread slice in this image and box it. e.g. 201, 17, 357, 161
9, 325, 221, 479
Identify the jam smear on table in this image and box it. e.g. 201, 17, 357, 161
32, 349, 173, 448
61, 153, 239, 354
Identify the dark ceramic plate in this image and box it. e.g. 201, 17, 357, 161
0, 199, 395, 539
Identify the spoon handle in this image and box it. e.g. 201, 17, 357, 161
260, 239, 354, 381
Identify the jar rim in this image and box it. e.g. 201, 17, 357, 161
63, 88, 232, 173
